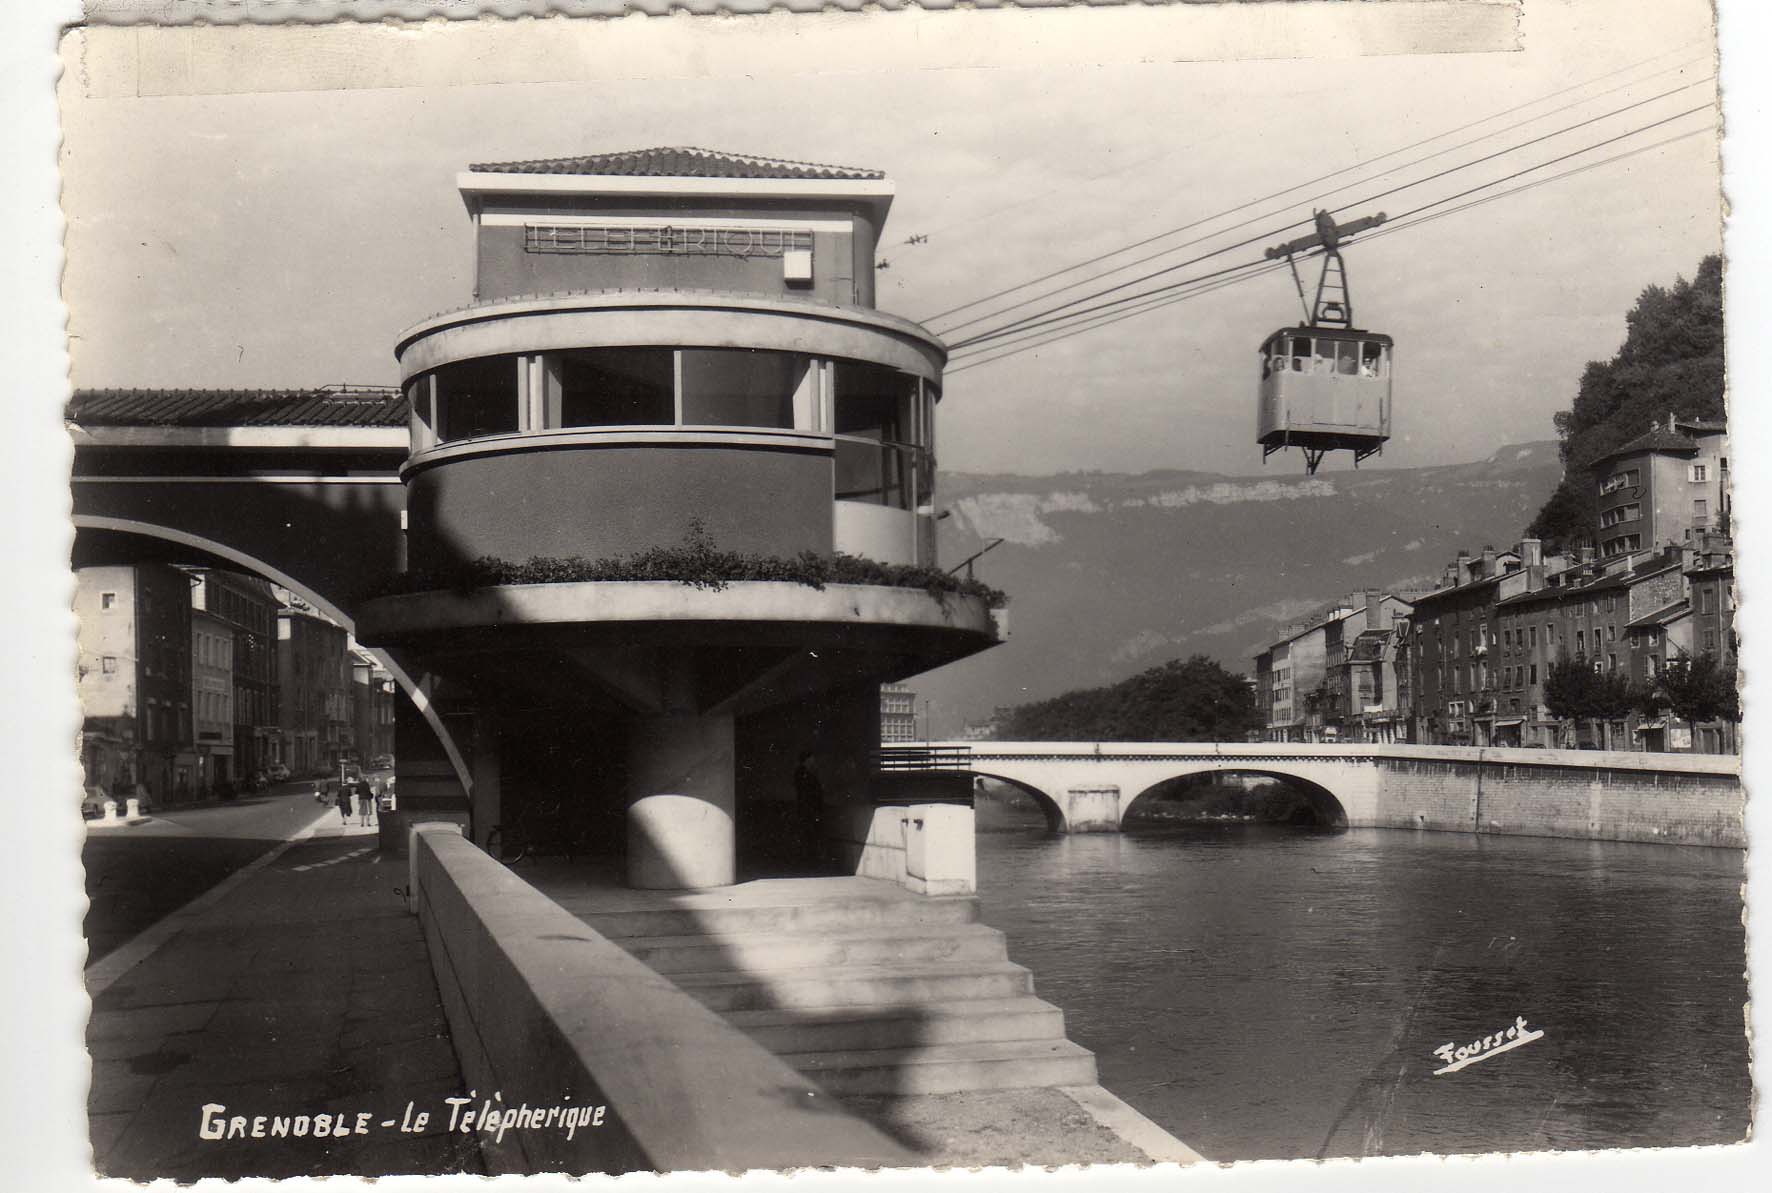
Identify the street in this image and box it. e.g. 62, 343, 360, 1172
83, 783, 373, 965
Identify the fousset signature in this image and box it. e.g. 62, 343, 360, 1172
1432, 1015, 1545, 1075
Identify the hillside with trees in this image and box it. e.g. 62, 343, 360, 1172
995, 654, 1261, 741
1526, 255, 1725, 552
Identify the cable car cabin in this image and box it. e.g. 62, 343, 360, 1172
1257, 327, 1392, 472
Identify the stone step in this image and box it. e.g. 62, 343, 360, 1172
571, 894, 980, 941
615, 923, 1009, 975
673, 960, 1035, 1013
723, 995, 1070, 1055
781, 1038, 1100, 1097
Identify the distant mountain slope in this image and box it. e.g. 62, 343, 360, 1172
917, 441, 1563, 734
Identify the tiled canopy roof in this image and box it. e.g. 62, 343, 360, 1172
468, 146, 885, 181
67, 387, 407, 428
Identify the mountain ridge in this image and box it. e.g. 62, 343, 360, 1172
919, 440, 1563, 733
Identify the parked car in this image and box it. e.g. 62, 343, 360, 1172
266, 763, 291, 782
370, 753, 394, 771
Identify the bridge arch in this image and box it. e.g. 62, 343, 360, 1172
969, 771, 1067, 833
1122, 769, 1349, 829
72, 515, 471, 795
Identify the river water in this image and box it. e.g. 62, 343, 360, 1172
974, 820, 1751, 1160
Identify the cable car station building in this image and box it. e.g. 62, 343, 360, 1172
355, 148, 1001, 889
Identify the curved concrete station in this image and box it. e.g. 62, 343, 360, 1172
357, 148, 997, 892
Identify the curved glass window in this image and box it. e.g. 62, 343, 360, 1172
435, 356, 519, 443
680, 349, 809, 429
549, 347, 674, 427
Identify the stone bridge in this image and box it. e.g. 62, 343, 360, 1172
880, 741, 1744, 848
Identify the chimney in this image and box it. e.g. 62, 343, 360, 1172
1366, 589, 1384, 631
1481, 545, 1497, 578
1520, 538, 1542, 568
1456, 550, 1472, 585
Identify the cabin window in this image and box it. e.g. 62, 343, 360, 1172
1360, 341, 1387, 377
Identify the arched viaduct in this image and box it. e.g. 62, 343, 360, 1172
882, 741, 1744, 848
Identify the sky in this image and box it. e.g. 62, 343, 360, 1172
57, 0, 1722, 478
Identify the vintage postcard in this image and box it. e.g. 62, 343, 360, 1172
5, 0, 1768, 1188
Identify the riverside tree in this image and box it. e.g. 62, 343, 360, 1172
998, 654, 1263, 742
1637, 653, 1739, 727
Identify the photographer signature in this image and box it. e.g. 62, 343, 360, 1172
1432, 1015, 1544, 1075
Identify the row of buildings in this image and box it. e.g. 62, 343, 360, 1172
1255, 415, 1736, 753
75, 565, 398, 807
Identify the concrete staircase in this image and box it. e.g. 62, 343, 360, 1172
575, 882, 1098, 1097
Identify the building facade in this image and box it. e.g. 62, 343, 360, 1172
1254, 594, 1412, 742
350, 649, 398, 765
1593, 415, 1729, 559
190, 606, 236, 795
190, 570, 281, 779
74, 565, 195, 806
879, 684, 918, 743
278, 606, 351, 777
354, 147, 1001, 888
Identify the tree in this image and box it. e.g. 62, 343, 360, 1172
1527, 256, 1725, 553
998, 655, 1263, 742
1542, 654, 1594, 723
1641, 654, 1739, 726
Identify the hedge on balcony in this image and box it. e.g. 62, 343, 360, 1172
377, 524, 1008, 609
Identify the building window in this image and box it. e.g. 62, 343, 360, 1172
1576, 630, 1585, 654
1691, 463, 1709, 482
1607, 624, 1616, 642
1693, 498, 1709, 527
1607, 653, 1617, 672
1704, 631, 1719, 653
1600, 468, 1641, 495
1529, 625, 1538, 648
1529, 663, 1538, 684
1599, 503, 1641, 529
679, 348, 808, 429
101, 592, 116, 610
434, 355, 521, 443
547, 347, 676, 428
101, 656, 116, 674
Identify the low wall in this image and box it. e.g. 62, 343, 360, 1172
1368, 749, 1744, 847
830, 803, 977, 894
411, 824, 912, 1174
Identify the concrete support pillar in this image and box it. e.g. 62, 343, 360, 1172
1065, 785, 1122, 833
627, 713, 737, 890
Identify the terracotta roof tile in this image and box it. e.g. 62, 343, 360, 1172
468, 146, 885, 181
1593, 427, 1698, 463
67, 387, 407, 428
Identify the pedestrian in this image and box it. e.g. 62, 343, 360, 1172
335, 780, 352, 824
359, 780, 377, 827
793, 751, 825, 870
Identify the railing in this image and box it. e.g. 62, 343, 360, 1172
877, 744, 973, 772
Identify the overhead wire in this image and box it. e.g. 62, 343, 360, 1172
946, 88, 1716, 354
943, 127, 1713, 376
919, 43, 1711, 330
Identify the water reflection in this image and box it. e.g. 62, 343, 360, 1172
975, 821, 1749, 1160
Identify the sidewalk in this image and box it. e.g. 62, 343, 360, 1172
86, 808, 482, 1181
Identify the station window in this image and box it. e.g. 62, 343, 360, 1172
679, 349, 808, 429
549, 347, 675, 428
435, 356, 520, 443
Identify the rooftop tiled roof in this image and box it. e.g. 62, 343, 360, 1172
1676, 417, 1728, 432
1626, 599, 1691, 630
467, 146, 885, 181
67, 388, 407, 428
1594, 427, 1698, 462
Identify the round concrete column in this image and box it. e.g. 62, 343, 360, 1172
626, 713, 736, 889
